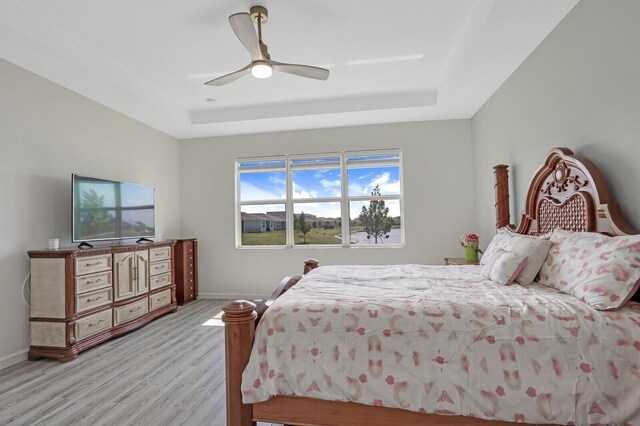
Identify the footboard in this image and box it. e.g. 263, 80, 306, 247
221, 258, 319, 426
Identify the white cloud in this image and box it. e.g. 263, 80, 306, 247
241, 182, 284, 201
242, 204, 285, 214
292, 189, 318, 199
294, 202, 341, 218
290, 180, 319, 199
378, 181, 400, 195
348, 182, 365, 195
348, 172, 400, 196
320, 179, 341, 189
370, 172, 390, 187
268, 176, 286, 185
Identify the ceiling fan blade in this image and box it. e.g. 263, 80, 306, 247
271, 61, 330, 80
229, 12, 262, 60
204, 64, 251, 86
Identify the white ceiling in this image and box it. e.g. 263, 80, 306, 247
0, 0, 578, 139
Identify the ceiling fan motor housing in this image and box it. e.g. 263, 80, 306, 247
250, 5, 268, 24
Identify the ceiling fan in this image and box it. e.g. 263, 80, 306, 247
205, 5, 330, 86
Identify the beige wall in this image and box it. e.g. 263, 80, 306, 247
471, 0, 640, 244
0, 58, 180, 368
180, 120, 475, 299
8, 0, 636, 369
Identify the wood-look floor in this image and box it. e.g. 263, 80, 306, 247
0, 299, 278, 426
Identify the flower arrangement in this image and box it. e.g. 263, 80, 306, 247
460, 233, 480, 250
460, 233, 481, 263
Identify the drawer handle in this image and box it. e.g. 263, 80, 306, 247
85, 278, 103, 285
86, 295, 104, 303
85, 261, 103, 267
88, 319, 105, 327
189, 271, 193, 276
189, 278, 194, 283
189, 263, 193, 268
157, 296, 168, 301
129, 306, 143, 313
189, 286, 193, 290
156, 265, 166, 270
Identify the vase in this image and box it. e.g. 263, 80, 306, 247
464, 247, 478, 263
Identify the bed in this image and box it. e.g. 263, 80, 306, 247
222, 148, 640, 425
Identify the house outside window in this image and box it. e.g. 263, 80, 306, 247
237, 150, 403, 248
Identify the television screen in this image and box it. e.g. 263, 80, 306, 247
72, 174, 155, 242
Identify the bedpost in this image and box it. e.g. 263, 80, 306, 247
222, 300, 257, 426
494, 164, 510, 229
303, 258, 319, 274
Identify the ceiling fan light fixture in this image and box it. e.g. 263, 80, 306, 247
251, 61, 272, 79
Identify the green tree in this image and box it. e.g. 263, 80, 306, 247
358, 185, 394, 244
80, 189, 112, 237
295, 212, 312, 244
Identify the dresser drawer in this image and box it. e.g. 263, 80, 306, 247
149, 260, 171, 276
149, 289, 172, 311
76, 287, 112, 313
149, 247, 171, 261
76, 309, 112, 341
75, 254, 112, 276
150, 272, 171, 290
114, 298, 148, 326
76, 270, 112, 295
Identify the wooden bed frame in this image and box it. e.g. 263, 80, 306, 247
222, 148, 638, 426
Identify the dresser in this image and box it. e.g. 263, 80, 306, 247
173, 239, 198, 305
28, 241, 177, 362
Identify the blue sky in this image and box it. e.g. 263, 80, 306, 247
240, 166, 400, 217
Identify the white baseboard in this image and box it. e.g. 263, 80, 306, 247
0, 348, 28, 371
198, 292, 268, 301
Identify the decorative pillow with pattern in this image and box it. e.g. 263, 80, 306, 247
481, 249, 528, 285
538, 228, 640, 310
481, 227, 552, 285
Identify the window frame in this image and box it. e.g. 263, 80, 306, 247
236, 149, 404, 249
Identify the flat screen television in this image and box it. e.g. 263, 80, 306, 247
72, 174, 155, 243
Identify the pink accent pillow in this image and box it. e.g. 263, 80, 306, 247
481, 249, 529, 285
481, 228, 552, 285
538, 228, 640, 310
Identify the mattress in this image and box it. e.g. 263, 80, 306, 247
241, 264, 640, 424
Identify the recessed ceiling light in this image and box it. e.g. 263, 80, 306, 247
206, 98, 217, 103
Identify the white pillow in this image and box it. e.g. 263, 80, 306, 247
480, 228, 513, 266
538, 228, 640, 310
481, 249, 528, 285
481, 228, 552, 285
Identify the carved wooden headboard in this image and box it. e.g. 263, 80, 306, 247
494, 147, 637, 237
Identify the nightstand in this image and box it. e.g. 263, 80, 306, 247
444, 257, 479, 266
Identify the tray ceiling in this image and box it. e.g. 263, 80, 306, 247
0, 0, 578, 139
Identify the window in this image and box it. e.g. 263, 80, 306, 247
237, 150, 403, 248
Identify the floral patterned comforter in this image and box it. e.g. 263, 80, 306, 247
241, 265, 640, 424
